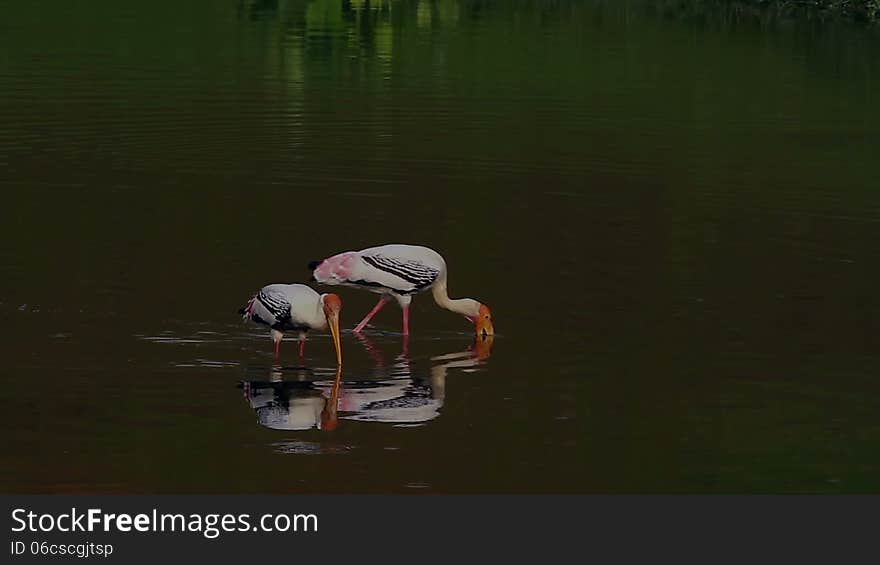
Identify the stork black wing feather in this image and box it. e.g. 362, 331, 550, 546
361, 255, 439, 290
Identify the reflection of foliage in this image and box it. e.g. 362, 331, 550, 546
243, 0, 880, 27
307, 0, 344, 29
348, 0, 394, 12
646, 0, 880, 23
244, 0, 281, 21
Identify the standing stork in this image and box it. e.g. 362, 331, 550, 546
239, 283, 343, 365
308, 244, 494, 338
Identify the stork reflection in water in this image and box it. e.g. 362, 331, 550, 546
242, 367, 342, 431
240, 335, 493, 432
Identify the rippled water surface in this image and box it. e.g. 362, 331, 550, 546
2, 1, 880, 493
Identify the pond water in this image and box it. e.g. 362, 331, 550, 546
2, 0, 879, 493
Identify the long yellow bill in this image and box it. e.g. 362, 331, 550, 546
329, 314, 343, 366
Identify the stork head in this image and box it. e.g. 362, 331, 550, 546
321, 294, 343, 366
464, 301, 494, 338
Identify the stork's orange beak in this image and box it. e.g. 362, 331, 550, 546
474, 334, 495, 360
323, 294, 343, 366
329, 313, 342, 366
475, 304, 494, 338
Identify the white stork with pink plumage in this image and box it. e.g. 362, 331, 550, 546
308, 244, 494, 338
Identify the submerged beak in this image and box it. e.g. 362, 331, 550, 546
474, 334, 495, 360
328, 313, 343, 366
475, 315, 494, 338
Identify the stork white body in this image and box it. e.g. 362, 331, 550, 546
309, 244, 492, 337
239, 283, 342, 363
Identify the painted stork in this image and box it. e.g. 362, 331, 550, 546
308, 244, 494, 337
239, 283, 343, 365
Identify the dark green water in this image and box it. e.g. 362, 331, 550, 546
1, 0, 879, 493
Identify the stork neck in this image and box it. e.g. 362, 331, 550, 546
431, 278, 477, 318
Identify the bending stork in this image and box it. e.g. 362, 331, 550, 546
308, 244, 494, 337
239, 283, 343, 365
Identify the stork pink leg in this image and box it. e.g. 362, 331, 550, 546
354, 296, 390, 333
355, 332, 386, 368
274, 340, 281, 362
402, 305, 410, 337
299, 339, 306, 359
